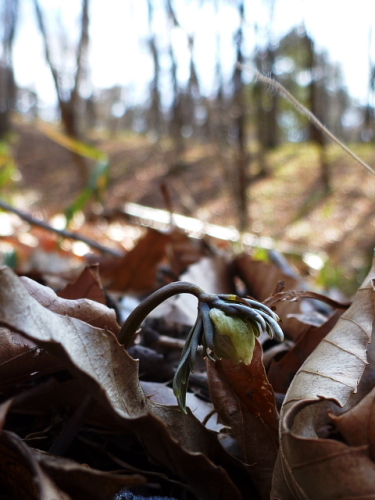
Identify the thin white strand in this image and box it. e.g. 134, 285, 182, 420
254, 70, 375, 178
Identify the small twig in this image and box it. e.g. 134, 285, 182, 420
155, 334, 187, 350
0, 198, 123, 257
264, 289, 351, 310
253, 70, 375, 178
201, 408, 217, 427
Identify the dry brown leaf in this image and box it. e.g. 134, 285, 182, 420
20, 275, 120, 334
181, 253, 234, 294
272, 259, 375, 499
0, 266, 243, 499
328, 385, 375, 461
58, 263, 107, 304
102, 227, 171, 292
233, 253, 302, 300
233, 254, 307, 340
207, 341, 279, 500
0, 326, 62, 390
167, 226, 208, 277
0, 430, 71, 500
272, 400, 375, 500
33, 449, 146, 500
0, 379, 117, 432
0, 267, 149, 416
267, 310, 342, 394
141, 381, 223, 432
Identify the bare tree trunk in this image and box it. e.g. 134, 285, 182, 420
186, 35, 200, 137
0, 0, 18, 139
148, 36, 161, 138
363, 28, 375, 142
165, 0, 184, 154
253, 52, 269, 176
213, 32, 226, 143
146, 0, 161, 139
232, 1, 249, 233
210, 22, 232, 193
253, 1, 278, 177
263, 47, 278, 150
306, 34, 330, 191
33, 0, 90, 183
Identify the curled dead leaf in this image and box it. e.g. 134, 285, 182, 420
328, 385, 375, 462
20, 275, 120, 334
272, 259, 375, 499
33, 449, 146, 500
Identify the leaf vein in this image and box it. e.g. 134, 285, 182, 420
322, 338, 368, 362
339, 316, 371, 339
291, 445, 368, 470
298, 369, 356, 389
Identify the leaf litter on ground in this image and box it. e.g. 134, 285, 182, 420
1, 217, 375, 499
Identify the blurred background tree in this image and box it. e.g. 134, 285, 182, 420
2, 0, 375, 231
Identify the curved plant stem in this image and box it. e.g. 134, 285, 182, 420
118, 281, 204, 347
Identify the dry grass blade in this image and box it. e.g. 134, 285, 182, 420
254, 70, 375, 178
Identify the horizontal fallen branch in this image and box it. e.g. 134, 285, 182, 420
0, 198, 123, 257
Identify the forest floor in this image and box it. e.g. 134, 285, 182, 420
9, 120, 375, 296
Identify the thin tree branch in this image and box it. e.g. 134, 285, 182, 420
0, 198, 123, 257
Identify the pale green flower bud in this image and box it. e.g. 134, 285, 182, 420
209, 308, 257, 365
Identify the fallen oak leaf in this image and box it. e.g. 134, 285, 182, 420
0, 267, 148, 417
0, 391, 147, 500
0, 379, 118, 434
166, 226, 209, 278
281, 274, 373, 417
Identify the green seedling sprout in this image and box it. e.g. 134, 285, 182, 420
118, 282, 284, 413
